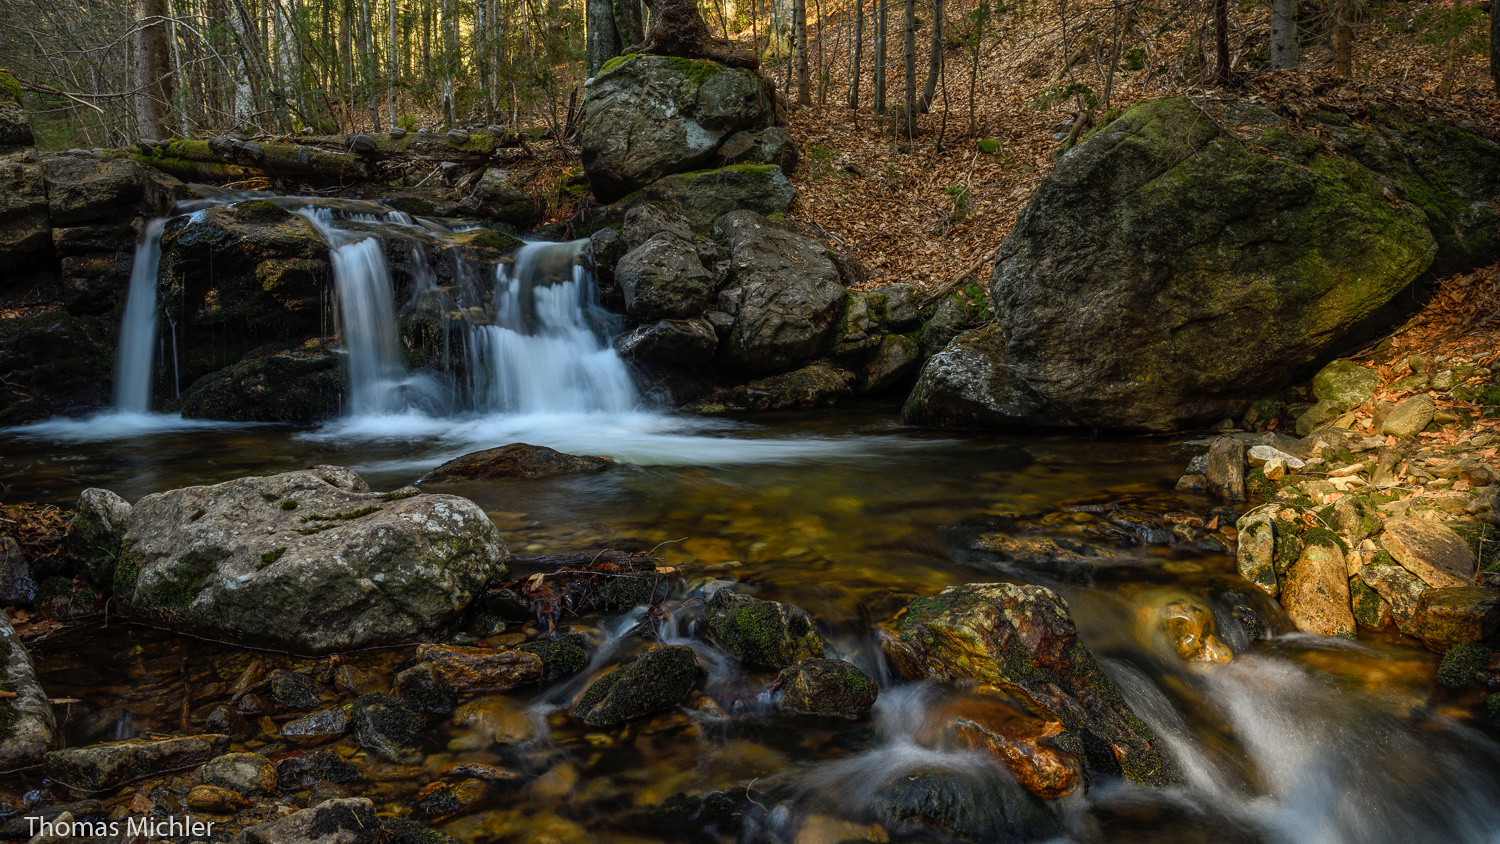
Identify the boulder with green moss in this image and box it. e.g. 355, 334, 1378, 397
700, 589, 825, 669
988, 96, 1477, 432
108, 465, 509, 654
883, 583, 1180, 786
774, 658, 877, 719
580, 55, 775, 201
68, 487, 133, 588
1312, 360, 1381, 411
697, 363, 855, 412
0, 614, 57, 771
638, 164, 795, 227
178, 345, 344, 423
904, 324, 1076, 430
572, 645, 700, 727
457, 168, 539, 229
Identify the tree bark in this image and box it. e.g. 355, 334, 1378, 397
1333, 0, 1354, 76
133, 0, 174, 140
873, 0, 886, 112
848, 0, 864, 108
1492, 0, 1499, 95
1269, 0, 1297, 69
389, 0, 399, 128
918, 0, 941, 111
902, 0, 915, 133
1212, 0, 1230, 84
586, 0, 622, 75
794, 0, 810, 103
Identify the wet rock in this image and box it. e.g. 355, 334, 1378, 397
350, 692, 426, 763
871, 769, 1060, 843
1437, 642, 1491, 688
1107, 509, 1175, 545
270, 669, 323, 709
383, 817, 463, 844
1312, 360, 1380, 410
715, 210, 846, 374
858, 334, 921, 394
241, 797, 379, 844
67, 488, 131, 587
281, 707, 350, 744
614, 318, 719, 366
572, 645, 701, 727
0, 537, 36, 604
705, 364, 855, 411
903, 325, 1074, 430
185, 784, 252, 813
462, 168, 537, 229
701, 589, 825, 669
0, 614, 57, 770
205, 704, 255, 739
452, 698, 535, 745
884, 583, 1179, 785
199, 751, 278, 796
1205, 437, 1246, 501
234, 692, 270, 716
515, 640, 588, 681
415, 644, 543, 692
332, 664, 385, 696
415, 778, 488, 820
1408, 587, 1500, 651
1382, 395, 1436, 438
639, 164, 797, 227
112, 466, 508, 653
1136, 591, 1233, 664
1281, 536, 1355, 638
1380, 518, 1477, 589
616, 232, 716, 320
774, 658, 878, 719
418, 444, 613, 483
42, 734, 228, 791
589, 226, 628, 294
935, 688, 1082, 800
0, 801, 104, 840
1350, 576, 1393, 630
178, 346, 344, 424
1235, 503, 1284, 597
1357, 563, 1427, 627
580, 55, 774, 201
275, 749, 360, 790
393, 663, 458, 715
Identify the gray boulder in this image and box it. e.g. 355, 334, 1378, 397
622, 202, 694, 250
0, 614, 56, 771
717, 126, 799, 173
110, 466, 508, 653
0, 100, 50, 259
639, 164, 796, 227
614, 318, 719, 365
989, 97, 1443, 431
716, 210, 846, 373
903, 325, 1075, 429
241, 798, 379, 844
43, 734, 228, 791
458, 167, 537, 229
616, 232, 716, 320
580, 55, 775, 201
68, 488, 132, 588
41, 155, 147, 225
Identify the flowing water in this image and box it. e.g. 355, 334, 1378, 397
1, 193, 1497, 843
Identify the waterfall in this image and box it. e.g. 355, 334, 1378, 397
467, 240, 641, 414
113, 218, 167, 413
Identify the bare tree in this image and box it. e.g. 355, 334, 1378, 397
847, 0, 863, 108
1270, 0, 1297, 68
794, 0, 810, 104
873, 0, 886, 112
133, 0, 174, 139
902, 0, 914, 133
917, 0, 941, 112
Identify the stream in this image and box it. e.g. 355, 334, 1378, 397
1, 192, 1498, 843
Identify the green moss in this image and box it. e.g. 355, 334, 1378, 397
259, 547, 287, 568
302, 505, 381, 523
112, 547, 142, 595
1437, 642, 1491, 689
380, 489, 420, 501
0, 71, 22, 106
666, 56, 724, 86
1350, 577, 1386, 628
598, 53, 640, 76
189, 508, 206, 521
516, 641, 587, 680
280, 500, 298, 511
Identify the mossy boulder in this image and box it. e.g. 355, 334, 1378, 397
458, 168, 539, 229
1312, 360, 1381, 411
700, 589, 825, 669
904, 324, 1076, 430
638, 164, 796, 228
716, 126, 799, 174
67, 488, 133, 589
871, 769, 1060, 843
178, 346, 344, 423
516, 640, 588, 681
774, 658, 877, 719
989, 96, 1443, 431
572, 645, 700, 727
110, 466, 509, 653
351, 692, 427, 763
884, 583, 1180, 786
41, 155, 149, 225
42, 734, 228, 791
417, 443, 614, 483
701, 364, 855, 412
580, 55, 775, 202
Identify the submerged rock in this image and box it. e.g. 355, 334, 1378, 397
1135, 591, 1234, 664
199, 751, 278, 796
350, 692, 426, 763
42, 734, 228, 791
515, 640, 589, 681
871, 768, 1060, 843
0, 614, 57, 770
1408, 587, 1500, 651
700, 589, 825, 669
884, 583, 1179, 785
414, 644, 543, 691
275, 748, 360, 789
109, 466, 508, 653
241, 798, 379, 844
572, 645, 700, 727
418, 444, 614, 483
774, 658, 878, 719
280, 707, 350, 744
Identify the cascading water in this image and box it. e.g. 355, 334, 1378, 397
112, 218, 168, 413
466, 240, 641, 414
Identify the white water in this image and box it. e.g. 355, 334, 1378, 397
114, 218, 167, 413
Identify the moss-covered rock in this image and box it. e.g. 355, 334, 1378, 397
990, 96, 1443, 432
178, 346, 343, 423
516, 640, 588, 681
1312, 359, 1381, 410
698, 364, 855, 412
884, 583, 1180, 786
637, 164, 796, 228
701, 589, 825, 669
351, 692, 426, 762
572, 645, 700, 727
1436, 642, 1492, 689
774, 658, 877, 719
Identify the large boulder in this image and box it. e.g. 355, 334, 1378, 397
0, 306, 113, 424
616, 232, 716, 320
987, 96, 1452, 431
715, 211, 846, 373
178, 346, 344, 423
417, 443, 614, 482
580, 55, 775, 202
42, 155, 149, 225
638, 164, 796, 227
884, 583, 1179, 785
0, 614, 57, 771
903, 325, 1075, 429
0, 99, 50, 264
109, 466, 509, 653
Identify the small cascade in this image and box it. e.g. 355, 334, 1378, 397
113, 218, 168, 413
466, 240, 642, 415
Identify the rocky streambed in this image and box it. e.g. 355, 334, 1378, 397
1, 409, 1498, 844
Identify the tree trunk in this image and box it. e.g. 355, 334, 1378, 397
848, 0, 864, 108
1270, 0, 1297, 68
902, 0, 915, 134
389, 0, 398, 128
586, 0, 622, 75
623, 0, 758, 68
1492, 0, 1499, 95
794, 0, 810, 103
1333, 0, 1354, 76
360, 0, 379, 129
1212, 0, 1230, 84
441, 0, 457, 128
615, 0, 645, 45
133, 0, 174, 140
873, 0, 886, 112
967, 0, 984, 133
918, 0, 941, 111
1437, 0, 1463, 95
